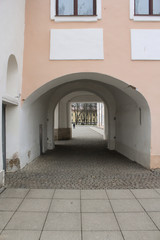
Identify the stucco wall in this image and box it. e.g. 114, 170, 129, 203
20, 94, 49, 168
116, 102, 150, 168
22, 0, 160, 166
0, 0, 25, 181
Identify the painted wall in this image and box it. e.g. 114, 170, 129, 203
22, 0, 160, 167
20, 94, 50, 168
115, 95, 150, 168
0, 0, 25, 182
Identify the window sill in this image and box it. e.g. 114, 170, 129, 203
53, 16, 98, 22
133, 16, 160, 21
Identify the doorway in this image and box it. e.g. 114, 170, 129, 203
2, 104, 6, 171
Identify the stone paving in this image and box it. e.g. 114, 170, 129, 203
5, 126, 160, 189
0, 188, 160, 240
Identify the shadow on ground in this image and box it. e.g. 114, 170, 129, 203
5, 127, 160, 189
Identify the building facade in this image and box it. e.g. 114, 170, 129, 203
71, 103, 97, 125
97, 103, 104, 129
0, 0, 160, 185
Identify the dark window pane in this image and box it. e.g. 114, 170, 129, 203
135, 0, 149, 14
78, 0, 94, 15
58, 0, 74, 15
153, 0, 160, 14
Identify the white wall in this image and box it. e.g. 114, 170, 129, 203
20, 94, 50, 168
54, 104, 59, 129
131, 29, 160, 60
0, 0, 25, 180
50, 29, 104, 60
114, 91, 150, 168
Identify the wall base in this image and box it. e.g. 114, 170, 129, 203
151, 155, 160, 169
116, 141, 150, 169
54, 128, 72, 140
0, 170, 5, 187
6, 153, 20, 172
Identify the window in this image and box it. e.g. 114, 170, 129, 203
135, 0, 160, 15
56, 0, 96, 16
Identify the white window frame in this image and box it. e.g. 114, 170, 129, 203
130, 0, 160, 21
50, 0, 101, 22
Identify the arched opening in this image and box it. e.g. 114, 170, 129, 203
2, 55, 20, 172
6, 55, 19, 98
20, 73, 151, 170
53, 91, 106, 141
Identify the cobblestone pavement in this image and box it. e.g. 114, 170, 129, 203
5, 127, 160, 189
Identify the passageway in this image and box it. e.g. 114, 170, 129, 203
5, 127, 160, 189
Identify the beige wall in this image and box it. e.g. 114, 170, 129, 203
22, 0, 160, 168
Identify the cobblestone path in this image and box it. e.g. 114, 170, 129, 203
5, 127, 160, 189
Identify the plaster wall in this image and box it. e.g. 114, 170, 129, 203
22, 0, 160, 167
110, 87, 151, 169
0, 0, 25, 179
116, 103, 150, 168
131, 29, 160, 60
50, 28, 104, 60
20, 94, 49, 168
54, 104, 59, 129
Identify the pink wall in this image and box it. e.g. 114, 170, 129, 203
22, 0, 160, 167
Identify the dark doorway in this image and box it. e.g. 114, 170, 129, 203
2, 104, 6, 171
39, 124, 43, 155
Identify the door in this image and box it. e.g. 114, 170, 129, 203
2, 104, 6, 171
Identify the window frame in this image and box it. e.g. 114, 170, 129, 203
134, 0, 160, 16
56, 0, 97, 17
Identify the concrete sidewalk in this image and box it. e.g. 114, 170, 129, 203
0, 188, 160, 239
90, 126, 104, 137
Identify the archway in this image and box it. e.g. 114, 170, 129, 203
53, 91, 106, 141
2, 55, 20, 172
6, 55, 19, 98
21, 73, 151, 169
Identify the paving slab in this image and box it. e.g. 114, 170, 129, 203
18, 199, 51, 212
0, 230, 41, 240
0, 198, 23, 211
5, 212, 47, 230
0, 189, 29, 198
81, 200, 112, 213
106, 190, 135, 199
155, 189, 160, 194
116, 212, 157, 230
139, 199, 160, 211
122, 231, 160, 240
26, 189, 54, 199
44, 213, 81, 231
82, 213, 119, 231
0, 212, 14, 230
110, 199, 144, 212
148, 212, 160, 229
83, 231, 123, 240
131, 189, 160, 199
81, 190, 107, 199
40, 231, 81, 240
54, 190, 80, 199
50, 199, 80, 212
